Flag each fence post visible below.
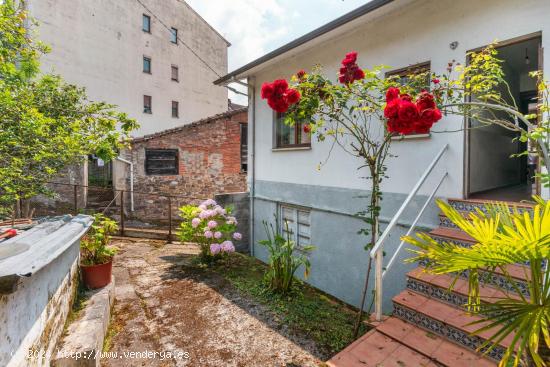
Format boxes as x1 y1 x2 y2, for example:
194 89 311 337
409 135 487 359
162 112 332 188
167 196 172 243
120 190 125 237
73 185 78 215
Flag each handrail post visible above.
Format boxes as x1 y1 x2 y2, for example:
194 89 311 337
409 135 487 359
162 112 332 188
374 249 383 321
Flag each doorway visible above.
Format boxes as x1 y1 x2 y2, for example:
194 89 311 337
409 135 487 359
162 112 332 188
466 36 541 201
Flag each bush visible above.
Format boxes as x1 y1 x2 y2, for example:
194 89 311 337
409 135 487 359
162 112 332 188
80 214 118 265
178 199 241 264
259 220 315 295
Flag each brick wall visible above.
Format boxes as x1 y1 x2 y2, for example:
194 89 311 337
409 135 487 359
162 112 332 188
119 108 248 223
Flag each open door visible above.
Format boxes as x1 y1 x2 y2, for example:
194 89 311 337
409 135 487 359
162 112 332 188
466 35 542 201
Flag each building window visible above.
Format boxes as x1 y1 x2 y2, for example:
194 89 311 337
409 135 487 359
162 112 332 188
240 123 248 172
171 101 179 118
142 14 151 33
143 56 151 74
274 112 311 148
170 27 178 44
143 95 152 114
280 204 311 249
145 149 179 175
171 65 179 82
386 62 431 136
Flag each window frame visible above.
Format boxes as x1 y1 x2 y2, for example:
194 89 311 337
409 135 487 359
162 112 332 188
145 149 179 176
142 14 151 33
171 65 179 82
385 61 432 138
240 123 248 172
143 56 151 74
279 204 311 250
170 27 178 44
171 101 179 118
143 95 152 114
273 112 311 149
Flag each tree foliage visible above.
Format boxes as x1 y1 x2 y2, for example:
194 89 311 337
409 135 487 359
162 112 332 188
0 0 138 215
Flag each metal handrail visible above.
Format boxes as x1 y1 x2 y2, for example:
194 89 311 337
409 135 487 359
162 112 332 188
371 143 448 321
382 171 448 278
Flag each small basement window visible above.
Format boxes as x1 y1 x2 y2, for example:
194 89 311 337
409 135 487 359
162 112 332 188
171 65 179 81
279 204 311 249
145 149 179 175
170 27 178 44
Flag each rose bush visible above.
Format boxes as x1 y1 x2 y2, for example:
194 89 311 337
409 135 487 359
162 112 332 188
178 199 241 264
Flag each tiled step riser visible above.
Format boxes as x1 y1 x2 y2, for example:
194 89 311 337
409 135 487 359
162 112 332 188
448 200 533 215
407 277 469 311
417 259 530 297
392 303 506 362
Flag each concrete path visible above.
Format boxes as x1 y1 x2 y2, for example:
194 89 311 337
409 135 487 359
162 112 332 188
103 238 321 367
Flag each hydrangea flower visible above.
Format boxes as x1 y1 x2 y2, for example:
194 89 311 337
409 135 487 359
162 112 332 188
214 231 222 239
198 204 207 211
210 243 221 255
221 241 235 253
204 230 213 238
207 220 217 229
233 232 242 240
202 199 217 207
191 218 201 228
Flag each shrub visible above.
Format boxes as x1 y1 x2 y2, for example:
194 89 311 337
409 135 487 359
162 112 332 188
259 220 315 295
178 199 241 264
80 214 118 265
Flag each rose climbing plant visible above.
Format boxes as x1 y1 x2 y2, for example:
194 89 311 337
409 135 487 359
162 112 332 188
178 199 242 264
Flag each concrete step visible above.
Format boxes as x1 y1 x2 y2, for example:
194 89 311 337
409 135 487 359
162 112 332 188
392 290 515 362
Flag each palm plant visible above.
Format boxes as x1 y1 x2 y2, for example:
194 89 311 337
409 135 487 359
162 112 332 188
259 220 315 295
403 198 550 367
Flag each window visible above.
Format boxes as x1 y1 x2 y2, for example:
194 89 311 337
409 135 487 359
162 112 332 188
240 123 248 172
386 62 431 136
142 14 151 33
143 56 151 74
274 112 311 148
171 101 179 118
170 27 178 44
171 65 179 81
143 95 152 114
145 149 179 175
280 205 311 249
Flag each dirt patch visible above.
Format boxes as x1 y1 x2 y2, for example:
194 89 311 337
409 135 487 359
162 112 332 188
103 239 321 367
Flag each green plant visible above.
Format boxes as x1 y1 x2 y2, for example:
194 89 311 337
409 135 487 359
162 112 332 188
403 198 550 367
80 214 118 266
259 220 315 295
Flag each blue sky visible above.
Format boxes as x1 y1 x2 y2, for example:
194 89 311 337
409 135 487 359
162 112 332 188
186 0 369 101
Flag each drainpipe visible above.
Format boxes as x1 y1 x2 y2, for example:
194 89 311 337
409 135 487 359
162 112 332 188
115 157 134 212
248 77 256 257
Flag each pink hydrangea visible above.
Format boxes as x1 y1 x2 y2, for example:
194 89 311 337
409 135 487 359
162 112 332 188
210 243 221 255
226 216 238 225
204 230 213 238
207 220 218 229
202 199 217 207
233 232 242 240
221 241 235 253
198 204 207 211
214 206 226 215
214 231 222 239
191 218 201 228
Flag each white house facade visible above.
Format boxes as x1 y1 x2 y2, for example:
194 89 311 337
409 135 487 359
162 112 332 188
215 0 550 311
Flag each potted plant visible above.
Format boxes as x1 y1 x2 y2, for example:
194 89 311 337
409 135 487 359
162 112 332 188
80 213 118 288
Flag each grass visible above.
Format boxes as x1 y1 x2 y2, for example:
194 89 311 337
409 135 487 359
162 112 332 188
209 252 368 356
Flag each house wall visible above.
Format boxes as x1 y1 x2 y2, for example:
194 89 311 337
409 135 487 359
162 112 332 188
248 0 550 310
117 109 248 224
27 0 229 137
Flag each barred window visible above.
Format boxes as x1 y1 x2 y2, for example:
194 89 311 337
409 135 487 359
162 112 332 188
280 204 311 249
145 149 179 175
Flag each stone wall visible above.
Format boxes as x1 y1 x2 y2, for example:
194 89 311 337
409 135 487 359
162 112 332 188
215 192 249 253
117 108 248 224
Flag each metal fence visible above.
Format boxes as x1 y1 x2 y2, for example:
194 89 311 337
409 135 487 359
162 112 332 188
30 182 205 241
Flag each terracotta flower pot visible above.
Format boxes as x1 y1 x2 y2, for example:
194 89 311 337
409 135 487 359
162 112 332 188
81 259 113 289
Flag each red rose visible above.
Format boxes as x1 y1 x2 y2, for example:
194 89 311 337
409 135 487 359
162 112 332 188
384 99 400 119
400 93 413 102
261 82 274 99
398 100 420 124
273 79 288 94
419 108 442 125
342 51 358 66
353 68 365 81
297 69 306 79
268 98 289 113
303 124 312 133
284 88 301 105
432 78 440 84
416 91 436 112
386 87 400 102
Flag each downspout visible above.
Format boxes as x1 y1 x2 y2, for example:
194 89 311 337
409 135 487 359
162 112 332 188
115 157 134 212
248 77 256 257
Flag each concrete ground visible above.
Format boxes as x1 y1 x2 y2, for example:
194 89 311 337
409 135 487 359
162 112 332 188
103 238 321 367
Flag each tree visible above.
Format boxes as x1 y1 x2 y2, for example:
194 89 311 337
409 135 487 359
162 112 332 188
0 0 138 217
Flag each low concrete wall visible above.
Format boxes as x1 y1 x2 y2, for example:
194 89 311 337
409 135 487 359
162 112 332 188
0 216 93 367
215 192 249 253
